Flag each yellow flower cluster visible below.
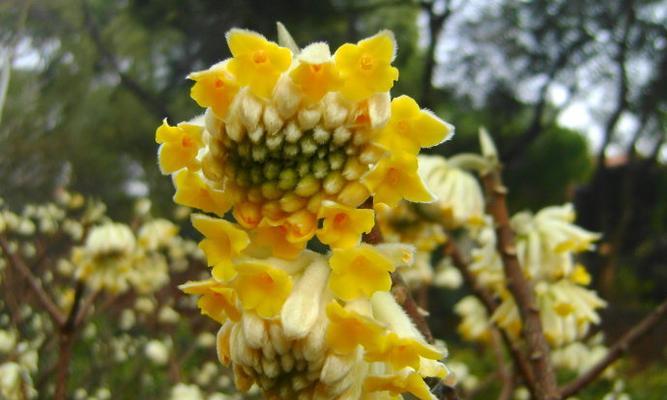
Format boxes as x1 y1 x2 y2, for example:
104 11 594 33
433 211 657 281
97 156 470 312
181 248 449 399
457 205 606 347
156 27 452 256
161 24 454 399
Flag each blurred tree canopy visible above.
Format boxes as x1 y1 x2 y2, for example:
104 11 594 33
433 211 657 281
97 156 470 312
0 0 665 300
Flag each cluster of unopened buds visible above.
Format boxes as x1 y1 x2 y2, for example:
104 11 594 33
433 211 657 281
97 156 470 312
156 23 454 399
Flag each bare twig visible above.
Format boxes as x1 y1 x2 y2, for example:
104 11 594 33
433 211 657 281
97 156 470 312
481 169 560 400
491 328 515 400
0 236 65 325
74 289 100 328
560 297 667 398
54 281 85 400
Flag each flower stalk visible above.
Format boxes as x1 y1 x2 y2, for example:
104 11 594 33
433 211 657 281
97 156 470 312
480 165 560 400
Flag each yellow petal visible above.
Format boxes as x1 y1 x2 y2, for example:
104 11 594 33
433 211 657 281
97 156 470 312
232 261 293 318
317 201 375 248
365 333 443 370
155 120 203 174
334 31 398 101
364 370 435 400
290 43 341 104
358 30 396 63
325 301 387 354
377 96 451 155
415 109 452 148
191 214 250 281
283 209 317 244
188 63 239 118
172 169 232 216
251 224 305 260
328 244 395 301
179 280 240 323
232 201 262 229
363 153 434 207
226 29 292 99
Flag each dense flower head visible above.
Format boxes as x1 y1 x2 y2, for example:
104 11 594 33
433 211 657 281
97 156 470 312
159 23 456 400
157 26 452 255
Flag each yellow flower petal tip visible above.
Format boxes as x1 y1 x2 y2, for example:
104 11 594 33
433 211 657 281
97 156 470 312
283 209 317 244
188 63 239 118
316 201 375 248
325 301 387 354
365 333 443 370
290 43 342 104
378 95 453 155
172 169 231 216
364 370 436 400
191 214 250 281
179 280 240 323
155 120 203 174
252 224 306 260
328 244 395 300
232 262 292 318
362 152 434 207
334 30 399 101
226 29 292 99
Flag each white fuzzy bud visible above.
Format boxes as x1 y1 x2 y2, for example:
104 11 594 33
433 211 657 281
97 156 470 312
298 108 322 131
240 93 263 131
281 260 329 339
322 93 348 129
284 121 303 143
248 126 265 143
263 105 284 135
273 75 302 119
332 126 352 146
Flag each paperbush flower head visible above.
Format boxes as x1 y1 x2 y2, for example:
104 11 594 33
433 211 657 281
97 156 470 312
70 213 197 295
156 24 452 255
159 23 455 400
73 222 137 293
416 155 485 229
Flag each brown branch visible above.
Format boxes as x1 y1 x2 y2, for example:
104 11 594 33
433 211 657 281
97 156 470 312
491 328 515 400
53 332 75 400
74 289 100 329
444 240 537 397
54 280 86 400
481 169 560 400
560 297 667 398
0 236 65 326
